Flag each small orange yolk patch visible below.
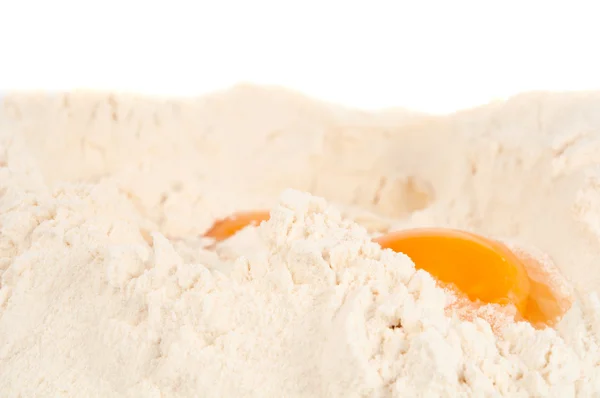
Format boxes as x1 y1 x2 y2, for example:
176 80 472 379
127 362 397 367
204 211 271 241
203 212 573 327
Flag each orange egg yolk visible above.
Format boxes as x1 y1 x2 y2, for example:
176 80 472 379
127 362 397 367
203 211 572 327
204 211 271 241
374 229 530 316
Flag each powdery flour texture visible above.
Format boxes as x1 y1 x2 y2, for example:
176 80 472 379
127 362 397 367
1 86 600 396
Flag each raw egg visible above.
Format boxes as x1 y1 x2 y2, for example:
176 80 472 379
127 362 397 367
203 211 573 327
374 229 530 317
204 211 271 241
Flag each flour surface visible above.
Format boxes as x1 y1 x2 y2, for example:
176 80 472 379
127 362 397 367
2 86 600 396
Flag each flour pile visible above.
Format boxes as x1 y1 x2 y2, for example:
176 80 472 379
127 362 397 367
2 86 600 396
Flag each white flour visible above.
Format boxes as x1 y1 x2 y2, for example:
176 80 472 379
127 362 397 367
1 86 600 396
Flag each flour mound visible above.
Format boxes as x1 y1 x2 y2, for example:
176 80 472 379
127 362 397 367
0 173 599 395
2 87 600 396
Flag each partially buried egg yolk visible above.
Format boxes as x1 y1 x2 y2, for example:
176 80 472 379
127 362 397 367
204 211 272 241
374 229 530 316
203 211 572 327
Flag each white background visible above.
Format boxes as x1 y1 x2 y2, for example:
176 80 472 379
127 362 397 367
0 0 598 113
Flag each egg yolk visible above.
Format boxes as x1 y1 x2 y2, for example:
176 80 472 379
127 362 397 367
203 211 572 327
204 211 271 241
374 229 530 316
